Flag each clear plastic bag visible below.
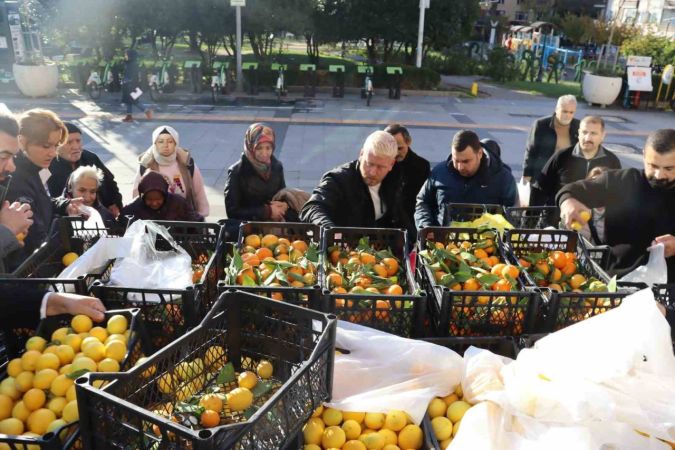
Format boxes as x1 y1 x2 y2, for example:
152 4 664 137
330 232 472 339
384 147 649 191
517 180 530 207
620 243 668 286
326 321 463 424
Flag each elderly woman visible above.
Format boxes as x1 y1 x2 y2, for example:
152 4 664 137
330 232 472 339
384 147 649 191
224 123 301 223
132 125 210 218
60 165 116 228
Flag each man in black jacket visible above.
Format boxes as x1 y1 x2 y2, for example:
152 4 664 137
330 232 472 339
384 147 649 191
300 131 412 234
385 124 430 229
522 95 580 183
48 123 123 217
558 128 675 282
531 115 621 206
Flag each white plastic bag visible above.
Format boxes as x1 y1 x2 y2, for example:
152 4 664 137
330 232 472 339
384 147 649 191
108 220 192 290
517 180 530 207
326 321 463 424
620 243 668 286
57 236 133 286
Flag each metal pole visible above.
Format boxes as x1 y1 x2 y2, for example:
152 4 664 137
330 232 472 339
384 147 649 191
415 0 427 68
235 5 243 93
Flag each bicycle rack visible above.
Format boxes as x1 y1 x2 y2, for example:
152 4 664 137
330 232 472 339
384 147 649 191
330 64 345 98
243 62 259 95
300 63 317 97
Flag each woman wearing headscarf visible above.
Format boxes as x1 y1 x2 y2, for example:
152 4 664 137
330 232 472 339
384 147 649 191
121 48 152 122
132 125 210 218
224 123 295 222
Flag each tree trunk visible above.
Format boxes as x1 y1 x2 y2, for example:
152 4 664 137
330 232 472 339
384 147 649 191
365 38 377 64
188 31 200 52
248 32 261 59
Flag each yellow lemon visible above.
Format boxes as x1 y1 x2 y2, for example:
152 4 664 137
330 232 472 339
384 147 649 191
50 374 74 397
428 398 447 419
364 412 385 430
14 371 34 393
62 400 79 423
0 417 24 435
453 419 461 437
7 359 23 378
199 394 223 412
64 334 82 352
47 396 68 417
106 315 128 335
454 384 463 397
27 408 56 434
441 393 458 406
0 395 12 420
343 441 367 450
431 416 453 441
25 336 47 353
303 445 321 450
62 252 79 267
47 418 67 434
226 387 253 411
105 334 126 345
105 340 126 362
80 337 100 351
157 373 177 394
383 410 406 432
359 431 385 450
342 419 362 440
204 345 226 366
20 350 42 372
302 417 325 445
65 385 77 403
440 438 452 449
11 401 30 422
89 326 108 343
0 378 20 400
51 327 69 344
237 371 258 390
311 405 324 418
382 445 401 450
343 411 365 423
71 356 97 374
33 369 58 390
22 388 46 411
378 429 397 446
397 424 423 450
321 425 346 449
71 314 93 333
580 210 592 223
133 357 156 378
59 364 72 375
36 353 60 371
446 401 471 423
256 360 273 379
322 408 343 427
97 358 120 373
55 345 75 365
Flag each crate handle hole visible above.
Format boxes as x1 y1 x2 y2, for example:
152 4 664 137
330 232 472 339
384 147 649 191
199 429 213 439
76 377 88 384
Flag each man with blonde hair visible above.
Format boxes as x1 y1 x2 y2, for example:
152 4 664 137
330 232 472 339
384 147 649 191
522 94 580 183
301 130 412 233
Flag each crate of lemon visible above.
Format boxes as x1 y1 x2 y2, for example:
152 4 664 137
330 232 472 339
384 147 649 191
501 228 632 332
322 227 426 338
417 227 540 338
74 290 337 450
217 222 324 310
0 309 145 449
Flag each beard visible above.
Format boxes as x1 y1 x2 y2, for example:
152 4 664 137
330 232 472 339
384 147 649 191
647 177 675 191
556 117 573 126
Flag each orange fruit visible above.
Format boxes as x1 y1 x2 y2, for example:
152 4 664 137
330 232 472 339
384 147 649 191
535 261 550 276
236 268 257 285
329 249 341 265
386 284 403 295
473 248 488 259
569 274 586 289
261 234 279 248
491 263 506 276
200 409 220 428
562 262 576 276
244 234 261 249
255 247 273 260
492 279 512 291
291 240 308 253
277 237 291 247
276 253 289 261
550 251 568 270
483 239 496 254
327 273 343 288
565 252 577 265
381 258 399 276
549 268 562 282
333 286 347 294
434 271 447 282
373 264 388 278
460 241 471 250
463 278 480 291
548 283 563 292
354 276 372 288
518 258 531 268
487 256 500 267
274 244 289 255
360 253 376 265
241 253 261 267
501 265 520 280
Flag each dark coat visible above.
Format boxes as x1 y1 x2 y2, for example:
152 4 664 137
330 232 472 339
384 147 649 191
556 168 675 282
0 284 46 330
122 49 140 104
300 160 412 233
224 154 286 221
59 187 117 230
393 148 431 228
48 149 123 209
6 152 69 268
120 171 203 224
530 144 622 206
523 114 580 178
415 151 518 229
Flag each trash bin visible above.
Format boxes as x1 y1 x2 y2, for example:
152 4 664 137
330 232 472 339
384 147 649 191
330 64 345 98
243 61 259 95
387 66 402 99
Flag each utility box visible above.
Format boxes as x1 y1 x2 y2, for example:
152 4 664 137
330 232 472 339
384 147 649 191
0 1 18 69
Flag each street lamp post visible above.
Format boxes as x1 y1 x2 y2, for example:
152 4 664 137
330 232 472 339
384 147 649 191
235 4 243 92
415 0 430 68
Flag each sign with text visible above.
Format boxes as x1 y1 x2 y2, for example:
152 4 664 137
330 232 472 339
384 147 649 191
626 55 652 67
230 0 245 6
627 66 653 91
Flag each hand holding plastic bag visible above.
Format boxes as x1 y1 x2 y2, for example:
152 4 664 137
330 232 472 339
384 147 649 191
326 321 463 424
620 243 668 286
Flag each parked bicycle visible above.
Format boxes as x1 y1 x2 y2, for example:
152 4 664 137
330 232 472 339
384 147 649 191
211 61 229 104
87 61 114 100
272 63 287 102
148 59 173 102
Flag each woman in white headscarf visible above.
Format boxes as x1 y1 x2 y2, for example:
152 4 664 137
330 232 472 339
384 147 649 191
132 125 210 217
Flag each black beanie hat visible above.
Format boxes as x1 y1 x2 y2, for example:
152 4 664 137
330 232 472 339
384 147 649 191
64 122 82 135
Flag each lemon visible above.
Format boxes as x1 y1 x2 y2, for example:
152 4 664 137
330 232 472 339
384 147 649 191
7 359 23 378
157 373 177 394
14 371 34 392
427 398 446 419
51 327 70 344
397 424 423 450
64 334 82 352
0 395 12 420
20 432 41 449
62 400 79 423
226 387 253 411
378 429 397 446
453 419 461 437
382 445 401 450
105 334 126 345
105 340 126 362
71 315 93 333
302 417 325 445
47 418 67 434
0 378 20 400
66 385 77 403
81 336 100 351
199 394 223 412
342 419 362 440
441 393 458 406
0 417 24 435
33 369 58 390
97 358 120 373
59 364 72 375
47 396 68 417
23 389 46 412
343 411 365 423
431 416 453 440
440 438 452 449
71 356 97 374
204 345 226 366
21 350 42 372
237 371 258 390
580 210 592 223
50 374 74 397
454 384 463 397
27 408 56 434
11 401 30 422
89 326 108 343
62 252 79 267
106 315 128 335
133 357 156 378
383 410 406 432
343 441 367 450
311 405 324 418
256 360 273 379
303 445 321 450
36 353 60 371
364 412 385 430
25 336 47 353
446 401 471 423
322 425 346 449
320 407 341 427
43 345 59 356
54 345 75 366
359 431 385 450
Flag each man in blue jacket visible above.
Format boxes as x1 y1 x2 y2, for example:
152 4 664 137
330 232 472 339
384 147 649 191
415 129 518 229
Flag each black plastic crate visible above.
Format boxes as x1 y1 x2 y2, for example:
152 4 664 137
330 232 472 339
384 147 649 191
75 290 337 450
0 308 147 450
579 236 612 270
545 290 636 332
91 221 220 351
444 203 506 225
322 227 427 338
505 206 559 229
423 336 519 359
216 222 324 311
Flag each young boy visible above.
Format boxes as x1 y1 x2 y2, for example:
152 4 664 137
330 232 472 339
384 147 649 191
120 170 203 224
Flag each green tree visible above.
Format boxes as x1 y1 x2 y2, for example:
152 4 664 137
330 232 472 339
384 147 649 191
185 0 235 68
560 15 594 45
621 34 675 66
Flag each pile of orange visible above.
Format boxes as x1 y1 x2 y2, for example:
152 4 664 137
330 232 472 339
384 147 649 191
224 234 319 300
517 250 591 292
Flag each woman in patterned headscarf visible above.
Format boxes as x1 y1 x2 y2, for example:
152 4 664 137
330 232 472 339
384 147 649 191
224 123 291 222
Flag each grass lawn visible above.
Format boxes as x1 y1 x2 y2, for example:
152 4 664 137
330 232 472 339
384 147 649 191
501 80 582 98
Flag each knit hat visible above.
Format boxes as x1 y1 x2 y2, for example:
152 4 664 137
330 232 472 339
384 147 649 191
64 122 82 135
